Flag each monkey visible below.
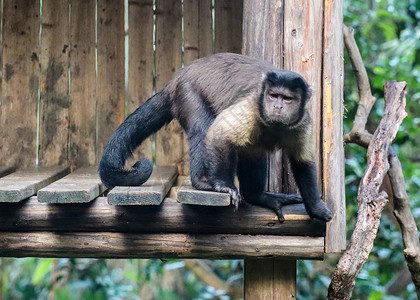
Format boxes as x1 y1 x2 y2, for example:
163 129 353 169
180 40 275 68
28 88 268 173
99 52 333 222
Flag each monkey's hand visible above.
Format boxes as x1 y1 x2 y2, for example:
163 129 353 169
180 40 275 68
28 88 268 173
306 201 333 222
214 183 242 210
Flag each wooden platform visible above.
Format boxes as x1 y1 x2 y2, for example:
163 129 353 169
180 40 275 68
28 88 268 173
0 166 326 259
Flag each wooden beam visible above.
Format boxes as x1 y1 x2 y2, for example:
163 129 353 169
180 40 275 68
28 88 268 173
177 179 231 206
0 197 325 236
0 232 324 259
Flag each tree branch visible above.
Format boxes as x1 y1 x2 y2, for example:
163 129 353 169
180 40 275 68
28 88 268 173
327 80 407 300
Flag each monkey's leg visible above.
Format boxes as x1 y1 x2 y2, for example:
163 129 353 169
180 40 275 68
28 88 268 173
187 132 213 191
237 154 302 222
289 157 333 222
206 142 241 209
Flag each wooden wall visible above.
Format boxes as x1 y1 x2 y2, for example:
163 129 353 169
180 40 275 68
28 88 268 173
0 0 243 173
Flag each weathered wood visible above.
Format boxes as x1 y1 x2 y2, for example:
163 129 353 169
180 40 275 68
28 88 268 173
0 166 70 202
0 232 324 259
214 0 243 54
0 197 325 236
69 0 97 167
0 166 16 178
244 259 296 299
37 167 106 203
108 166 178 205
0 0 40 167
323 0 346 253
38 0 70 166
127 0 154 165
96 0 125 161
155 0 183 170
177 180 231 206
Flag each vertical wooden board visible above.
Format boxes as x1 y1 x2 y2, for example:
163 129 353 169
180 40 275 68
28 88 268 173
96 0 125 161
0 0 40 167
242 0 285 192
182 0 213 175
323 0 346 252
155 0 183 170
283 0 323 191
214 0 243 54
38 0 70 166
127 0 154 164
244 259 296 299
69 0 97 168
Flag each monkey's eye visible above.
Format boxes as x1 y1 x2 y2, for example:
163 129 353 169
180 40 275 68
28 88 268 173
283 96 294 102
268 93 278 100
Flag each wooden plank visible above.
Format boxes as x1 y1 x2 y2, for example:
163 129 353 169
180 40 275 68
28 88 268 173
242 0 285 192
0 166 70 202
69 0 97 167
0 232 324 259
0 0 40 167
96 0 125 161
244 259 296 299
37 167 106 203
323 0 346 253
155 0 183 170
38 0 70 166
0 166 16 178
214 0 243 54
177 179 231 206
127 0 154 165
108 166 178 205
0 197 325 236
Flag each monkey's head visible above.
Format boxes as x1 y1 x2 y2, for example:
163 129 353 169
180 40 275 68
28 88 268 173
261 70 311 126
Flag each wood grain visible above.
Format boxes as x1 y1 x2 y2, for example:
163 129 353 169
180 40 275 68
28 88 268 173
0 166 70 202
323 0 346 253
155 0 183 170
108 166 178 205
69 0 97 167
38 0 70 166
0 232 324 259
37 167 106 203
177 180 231 206
0 197 325 236
96 0 125 161
0 0 40 167
244 259 296 299
127 0 154 164
214 0 243 54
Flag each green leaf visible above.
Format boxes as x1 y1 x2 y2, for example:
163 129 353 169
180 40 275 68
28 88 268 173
32 258 54 285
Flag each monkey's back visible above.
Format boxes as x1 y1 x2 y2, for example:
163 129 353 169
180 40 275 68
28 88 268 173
173 53 277 113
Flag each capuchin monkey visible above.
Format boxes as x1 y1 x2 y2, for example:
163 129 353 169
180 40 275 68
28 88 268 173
99 53 333 222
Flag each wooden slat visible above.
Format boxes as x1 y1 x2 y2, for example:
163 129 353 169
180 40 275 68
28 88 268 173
38 0 70 166
177 179 231 206
127 0 154 164
214 0 243 54
108 166 178 205
0 197 325 236
0 232 324 259
0 0 40 167
323 0 346 253
37 167 106 203
69 0 97 167
96 0 125 161
155 0 183 170
0 166 16 178
0 166 70 202
244 259 296 299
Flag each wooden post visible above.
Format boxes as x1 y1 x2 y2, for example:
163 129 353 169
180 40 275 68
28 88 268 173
242 0 298 298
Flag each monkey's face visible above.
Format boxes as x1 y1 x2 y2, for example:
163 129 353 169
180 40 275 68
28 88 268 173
262 86 303 125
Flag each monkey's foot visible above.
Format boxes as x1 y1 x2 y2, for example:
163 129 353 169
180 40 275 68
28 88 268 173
214 184 242 210
306 201 333 222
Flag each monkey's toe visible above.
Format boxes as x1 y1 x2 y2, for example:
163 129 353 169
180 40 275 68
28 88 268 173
214 184 242 210
307 201 333 222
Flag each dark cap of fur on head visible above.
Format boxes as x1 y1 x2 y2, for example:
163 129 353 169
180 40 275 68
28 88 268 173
265 70 311 104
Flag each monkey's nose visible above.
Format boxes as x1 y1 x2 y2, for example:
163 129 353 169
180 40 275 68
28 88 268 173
274 103 283 109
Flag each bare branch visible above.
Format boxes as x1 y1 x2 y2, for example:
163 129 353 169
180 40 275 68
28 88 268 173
327 81 407 300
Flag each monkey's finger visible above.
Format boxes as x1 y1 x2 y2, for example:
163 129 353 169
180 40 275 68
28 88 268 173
275 208 285 223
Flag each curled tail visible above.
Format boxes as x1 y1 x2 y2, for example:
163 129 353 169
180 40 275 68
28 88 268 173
99 91 172 188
